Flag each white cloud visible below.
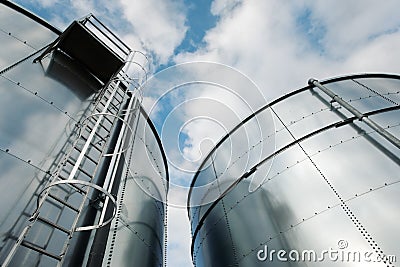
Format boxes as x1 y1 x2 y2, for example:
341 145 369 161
210 0 242 16
119 0 188 64
144 62 268 191
305 0 400 59
35 0 58 8
7 1 400 266
16 0 188 66
70 0 95 14
170 2 400 265
175 0 400 98
340 27 400 73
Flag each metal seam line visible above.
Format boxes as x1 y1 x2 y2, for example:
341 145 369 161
189 104 400 256
352 79 399 106
308 78 400 150
188 74 400 211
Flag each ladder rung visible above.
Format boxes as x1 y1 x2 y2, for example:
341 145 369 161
65 159 94 179
95 102 119 114
42 197 63 210
96 99 121 113
48 193 79 212
105 85 115 93
58 175 87 194
102 88 113 97
102 95 122 105
103 115 114 124
117 87 127 98
112 95 124 104
96 108 118 121
21 240 62 261
49 183 71 194
78 136 103 153
73 147 99 164
110 101 121 110
82 124 109 140
98 90 121 102
37 216 71 234
112 87 125 97
85 119 112 133
83 117 96 128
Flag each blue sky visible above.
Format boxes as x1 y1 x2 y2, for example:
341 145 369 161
175 1 217 53
295 7 326 55
11 0 400 266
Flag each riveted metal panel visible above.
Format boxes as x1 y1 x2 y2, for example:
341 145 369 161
189 74 400 267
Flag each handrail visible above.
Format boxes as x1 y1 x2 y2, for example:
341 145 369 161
187 73 400 209
309 78 400 149
189 104 400 256
85 14 131 52
86 18 129 56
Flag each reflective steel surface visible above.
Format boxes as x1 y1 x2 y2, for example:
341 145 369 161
188 74 400 267
0 3 167 267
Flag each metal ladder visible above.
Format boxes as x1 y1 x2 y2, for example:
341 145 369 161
2 77 130 266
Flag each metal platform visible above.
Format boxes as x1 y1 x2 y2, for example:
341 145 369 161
35 15 129 85
56 21 125 84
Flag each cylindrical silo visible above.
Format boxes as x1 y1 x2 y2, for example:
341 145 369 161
188 73 400 267
0 2 168 266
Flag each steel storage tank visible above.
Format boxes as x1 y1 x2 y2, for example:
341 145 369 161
0 2 168 266
188 73 400 267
